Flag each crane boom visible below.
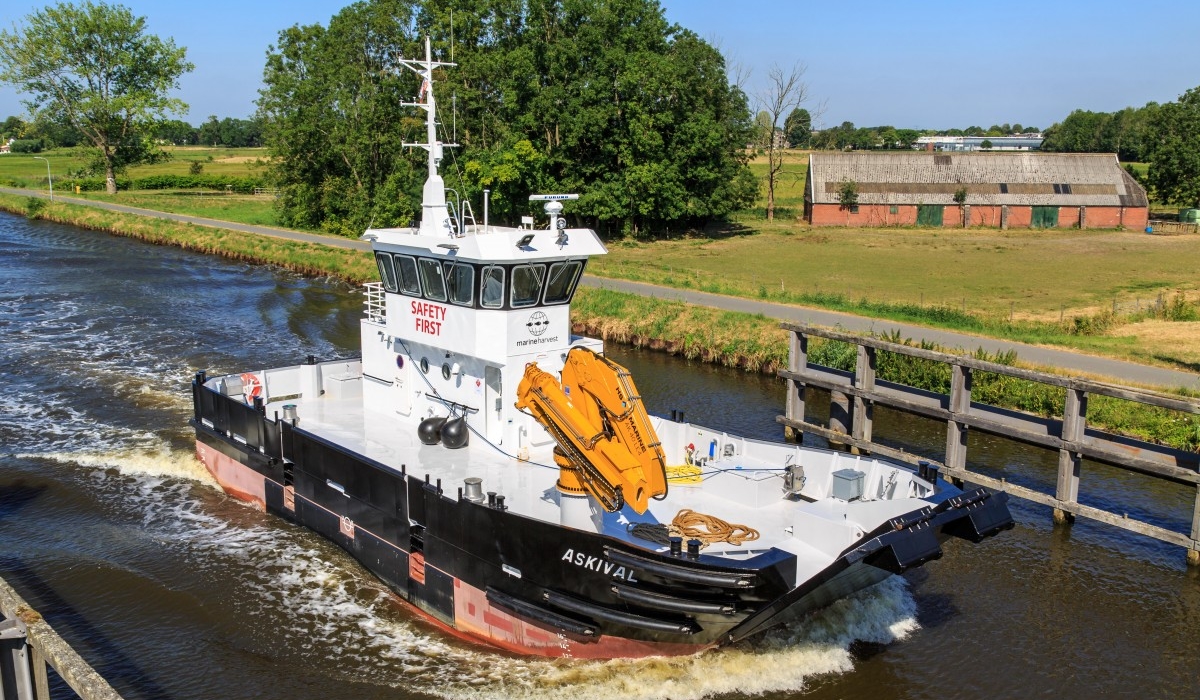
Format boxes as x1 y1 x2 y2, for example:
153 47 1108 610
515 347 668 513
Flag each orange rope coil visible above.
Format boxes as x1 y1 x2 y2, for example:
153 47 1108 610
670 508 760 547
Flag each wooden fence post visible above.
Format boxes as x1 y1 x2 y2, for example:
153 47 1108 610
829 392 852 449
1054 387 1088 525
852 345 877 451
1189 485 1200 567
783 331 808 442
945 364 972 486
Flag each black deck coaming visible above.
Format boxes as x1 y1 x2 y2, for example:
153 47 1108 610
191 378 800 646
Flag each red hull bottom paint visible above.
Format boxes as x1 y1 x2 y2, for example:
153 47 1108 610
193 441 714 659
451 578 711 659
195 440 265 510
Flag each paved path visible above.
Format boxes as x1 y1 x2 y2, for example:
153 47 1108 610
7 186 1197 389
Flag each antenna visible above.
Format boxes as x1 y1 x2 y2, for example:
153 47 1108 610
450 9 454 63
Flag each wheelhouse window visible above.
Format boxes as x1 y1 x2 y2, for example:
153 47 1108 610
418 258 447 302
445 262 474 306
480 265 505 308
395 255 421 297
375 253 398 293
511 264 545 308
543 260 583 304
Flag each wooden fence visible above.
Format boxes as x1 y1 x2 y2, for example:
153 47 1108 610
776 321 1200 566
1148 219 1199 235
0 576 122 700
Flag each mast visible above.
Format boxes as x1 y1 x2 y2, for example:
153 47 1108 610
399 37 458 236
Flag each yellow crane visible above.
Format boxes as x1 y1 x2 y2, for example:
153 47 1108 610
515 347 668 513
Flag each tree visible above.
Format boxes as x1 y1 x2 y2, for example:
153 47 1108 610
154 119 198 145
980 139 993 150
894 128 920 149
0 2 192 193
1 115 24 140
262 0 756 237
1147 86 1200 206
838 178 858 210
756 61 812 220
785 107 811 148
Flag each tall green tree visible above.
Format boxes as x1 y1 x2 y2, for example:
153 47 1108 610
260 0 422 234
0 2 192 193
785 107 811 148
260 0 755 237
1147 86 1200 206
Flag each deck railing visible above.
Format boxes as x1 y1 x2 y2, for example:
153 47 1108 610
777 321 1200 566
364 282 386 325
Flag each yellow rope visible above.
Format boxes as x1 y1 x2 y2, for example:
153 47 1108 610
670 508 760 547
665 464 702 484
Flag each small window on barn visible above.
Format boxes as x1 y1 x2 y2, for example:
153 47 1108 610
999 183 1009 194
890 205 899 214
850 205 860 214
1053 184 1062 194
1061 183 1072 194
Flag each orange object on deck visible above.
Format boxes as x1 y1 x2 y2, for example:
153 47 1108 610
515 347 668 513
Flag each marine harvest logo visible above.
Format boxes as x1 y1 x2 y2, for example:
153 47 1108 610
526 311 549 336
516 310 558 347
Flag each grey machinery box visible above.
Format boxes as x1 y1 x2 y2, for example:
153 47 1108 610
831 468 865 501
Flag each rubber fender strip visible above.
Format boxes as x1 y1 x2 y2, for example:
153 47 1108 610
485 587 598 638
610 582 736 616
542 590 698 634
603 547 758 589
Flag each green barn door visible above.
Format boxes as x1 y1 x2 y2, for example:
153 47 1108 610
1032 206 1059 227
917 205 944 226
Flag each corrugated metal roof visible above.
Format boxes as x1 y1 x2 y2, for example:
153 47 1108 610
808 152 1148 207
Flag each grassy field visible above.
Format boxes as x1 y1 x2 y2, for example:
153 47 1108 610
70 190 282 227
0 146 269 188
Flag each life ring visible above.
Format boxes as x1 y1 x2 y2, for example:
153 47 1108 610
241 372 263 403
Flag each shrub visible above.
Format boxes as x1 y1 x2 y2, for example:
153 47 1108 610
188 161 204 175
24 196 46 218
9 139 44 153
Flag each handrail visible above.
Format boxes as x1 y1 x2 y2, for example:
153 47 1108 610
0 575 123 700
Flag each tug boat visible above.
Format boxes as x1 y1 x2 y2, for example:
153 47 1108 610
190 40 1012 659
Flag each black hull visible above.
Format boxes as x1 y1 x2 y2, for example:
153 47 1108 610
191 378 1012 657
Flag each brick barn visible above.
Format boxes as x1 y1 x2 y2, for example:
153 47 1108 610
804 152 1148 229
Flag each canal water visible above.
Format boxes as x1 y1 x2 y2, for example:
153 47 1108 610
1 212 1197 699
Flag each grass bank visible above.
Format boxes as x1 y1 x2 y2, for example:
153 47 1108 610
6 191 1200 451
572 287 1200 451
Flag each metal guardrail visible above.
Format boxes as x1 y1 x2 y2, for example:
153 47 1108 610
777 321 1200 567
0 576 122 700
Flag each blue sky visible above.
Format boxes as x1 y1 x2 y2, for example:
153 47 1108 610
2 0 1196 131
